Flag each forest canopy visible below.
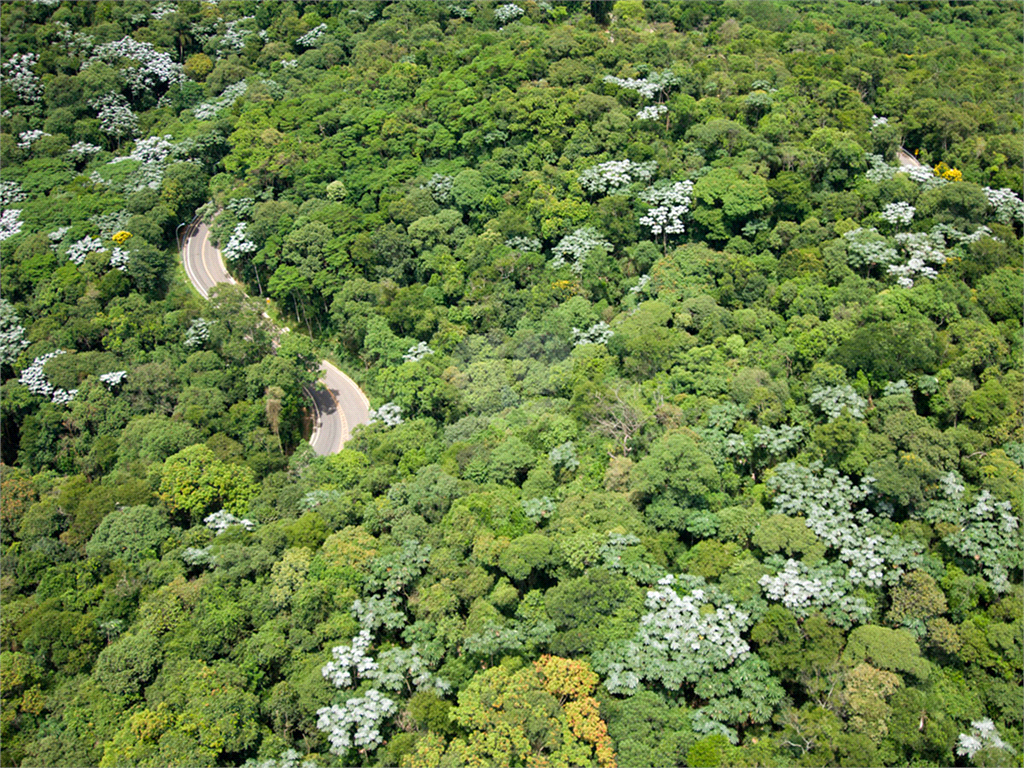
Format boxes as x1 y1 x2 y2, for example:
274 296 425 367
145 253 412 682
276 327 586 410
1 1 1022 767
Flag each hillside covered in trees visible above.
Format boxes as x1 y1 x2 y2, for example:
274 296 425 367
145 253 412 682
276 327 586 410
1 1 1022 766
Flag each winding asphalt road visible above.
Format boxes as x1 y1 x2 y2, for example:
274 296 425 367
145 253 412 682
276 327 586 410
182 218 370 455
897 146 925 169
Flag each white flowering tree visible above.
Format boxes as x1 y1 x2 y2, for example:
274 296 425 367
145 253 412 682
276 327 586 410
19 351 64 397
317 605 449 756
0 299 30 365
577 159 656 196
3 53 42 103
549 226 611 274
193 81 248 121
91 211 131 240
352 596 406 633
322 630 378 688
86 37 185 97
604 68 680 129
768 462 925 587
603 69 679 101
110 248 130 271
636 104 668 122
68 142 103 162
982 186 1024 225
759 558 871 628
204 509 258 534
504 235 540 253
50 388 78 405
98 370 127 388
217 17 258 56
184 317 213 349
809 385 866 421
753 424 805 458
900 163 947 190
864 153 898 183
599 575 752 694
940 490 1021 593
596 575 782 739
53 20 95 58
842 226 897 275
402 341 434 362
296 23 328 48
956 719 1016 765
109 134 176 166
494 4 525 25
423 174 454 205
242 749 319 768
880 201 915 228
369 401 403 427
65 236 107 266
317 690 397 755
18 350 78 404
628 274 651 296
47 227 70 249
90 95 139 148
364 646 451 696
0 181 26 209
931 222 993 245
572 321 613 346
0 209 24 243
843 221 980 287
226 197 256 219
222 222 258 263
638 180 693 253
16 130 50 150
889 230 947 287
182 546 214 567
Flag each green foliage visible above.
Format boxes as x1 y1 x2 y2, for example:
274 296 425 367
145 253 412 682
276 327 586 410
1 2 1021 765
498 533 557 582
269 547 313 609
600 690 695 767
159 444 259 525
85 505 170 563
419 656 616 768
450 169 488 212
842 625 931 679
887 570 948 632
687 733 731 768
544 569 643 656
630 431 721 523
93 631 161 700
98 660 260 766
752 514 821 558
691 168 775 241
751 608 845 690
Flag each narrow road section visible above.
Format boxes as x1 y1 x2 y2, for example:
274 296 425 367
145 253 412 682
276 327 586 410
182 217 370 455
897 146 925 169
181 220 237 299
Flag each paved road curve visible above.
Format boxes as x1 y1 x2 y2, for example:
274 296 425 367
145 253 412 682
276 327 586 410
182 218 370 454
897 146 925 169
181 220 236 299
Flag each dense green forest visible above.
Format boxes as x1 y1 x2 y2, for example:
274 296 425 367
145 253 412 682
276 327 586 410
1 1 1022 766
